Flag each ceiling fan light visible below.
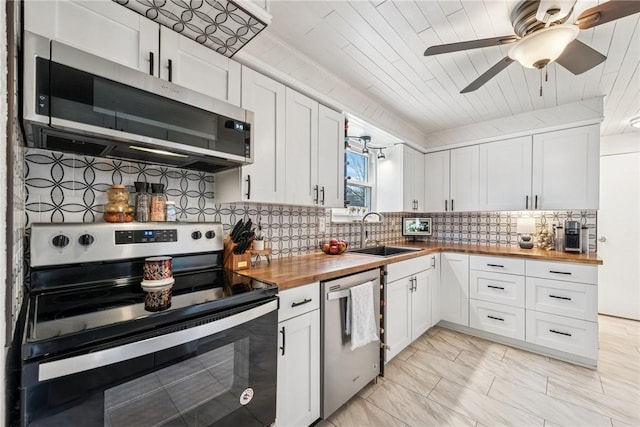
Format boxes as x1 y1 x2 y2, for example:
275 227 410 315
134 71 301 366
508 24 579 68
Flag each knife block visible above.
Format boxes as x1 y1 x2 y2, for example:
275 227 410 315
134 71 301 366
223 237 251 271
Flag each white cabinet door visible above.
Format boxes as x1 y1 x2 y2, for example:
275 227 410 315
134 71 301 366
441 253 469 326
532 124 600 210
424 151 450 212
450 146 479 212
159 27 241 106
25 0 158 74
217 68 286 204
317 105 344 208
411 269 432 340
385 277 412 362
285 89 319 205
403 146 425 211
479 136 532 211
430 255 442 327
277 310 320 427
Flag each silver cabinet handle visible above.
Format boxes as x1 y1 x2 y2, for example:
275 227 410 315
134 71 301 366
431 256 436 269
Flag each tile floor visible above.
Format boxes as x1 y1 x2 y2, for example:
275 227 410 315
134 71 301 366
320 315 640 427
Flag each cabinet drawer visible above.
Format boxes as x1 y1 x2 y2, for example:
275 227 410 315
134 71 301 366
470 255 524 275
278 282 320 322
470 299 525 340
526 260 597 285
525 311 598 360
470 270 525 308
386 255 431 283
526 277 597 321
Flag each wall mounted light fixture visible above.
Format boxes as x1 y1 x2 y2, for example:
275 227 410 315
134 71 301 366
377 148 386 159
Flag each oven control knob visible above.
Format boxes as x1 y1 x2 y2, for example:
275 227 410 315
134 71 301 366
191 231 202 240
205 230 216 239
52 234 70 248
78 234 95 247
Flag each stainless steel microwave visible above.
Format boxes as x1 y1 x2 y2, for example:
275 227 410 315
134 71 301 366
22 31 254 173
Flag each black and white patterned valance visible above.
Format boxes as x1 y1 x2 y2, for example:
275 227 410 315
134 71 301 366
113 0 269 57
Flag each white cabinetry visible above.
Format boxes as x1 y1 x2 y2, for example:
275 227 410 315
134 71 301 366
403 146 425 211
423 146 477 212
285 90 344 207
469 256 525 340
479 136 532 211
525 260 599 361
216 68 286 203
277 283 320 427
424 151 450 212
440 253 469 326
532 125 600 210
25 0 241 106
385 255 435 362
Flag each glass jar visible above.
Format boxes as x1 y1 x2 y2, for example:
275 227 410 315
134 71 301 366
166 201 177 222
134 181 151 222
104 184 134 223
150 183 167 222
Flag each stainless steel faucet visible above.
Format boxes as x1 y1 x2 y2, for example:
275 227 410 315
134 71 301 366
360 211 385 248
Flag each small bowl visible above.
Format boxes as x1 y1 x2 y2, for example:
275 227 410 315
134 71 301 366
144 256 172 280
320 240 348 255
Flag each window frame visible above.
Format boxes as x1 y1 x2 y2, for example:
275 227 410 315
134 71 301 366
344 146 376 210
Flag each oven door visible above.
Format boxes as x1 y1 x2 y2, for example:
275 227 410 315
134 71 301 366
21 298 278 427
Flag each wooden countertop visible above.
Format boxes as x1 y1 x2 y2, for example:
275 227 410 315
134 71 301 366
239 242 602 290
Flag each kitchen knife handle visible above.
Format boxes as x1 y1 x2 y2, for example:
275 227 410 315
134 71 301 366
535 195 538 209
149 52 154 76
167 59 173 82
320 186 325 205
313 185 319 204
280 326 286 356
526 195 529 209
245 175 251 199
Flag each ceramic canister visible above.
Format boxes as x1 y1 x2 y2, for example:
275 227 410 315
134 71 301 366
143 256 173 281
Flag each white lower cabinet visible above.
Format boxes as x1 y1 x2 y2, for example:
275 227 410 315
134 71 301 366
470 299 525 340
525 310 598 360
440 253 469 326
277 283 320 427
385 255 435 362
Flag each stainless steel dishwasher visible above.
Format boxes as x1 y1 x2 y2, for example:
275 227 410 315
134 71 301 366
321 269 381 418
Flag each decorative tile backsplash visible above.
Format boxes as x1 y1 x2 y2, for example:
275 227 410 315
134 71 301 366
24 148 405 258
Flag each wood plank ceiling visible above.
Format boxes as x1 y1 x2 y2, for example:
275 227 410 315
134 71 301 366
240 0 639 146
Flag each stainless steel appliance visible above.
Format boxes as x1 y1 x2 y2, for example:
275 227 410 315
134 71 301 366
564 220 582 252
19 222 278 427
23 31 253 173
321 269 381 418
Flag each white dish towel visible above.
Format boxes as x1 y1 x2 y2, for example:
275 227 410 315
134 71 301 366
348 280 379 351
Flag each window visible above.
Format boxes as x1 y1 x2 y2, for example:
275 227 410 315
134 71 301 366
345 149 374 210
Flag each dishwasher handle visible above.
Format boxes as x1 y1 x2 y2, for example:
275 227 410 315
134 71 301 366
326 280 376 301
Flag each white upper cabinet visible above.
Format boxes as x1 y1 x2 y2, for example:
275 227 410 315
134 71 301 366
216 68 286 203
25 0 242 106
403 146 425 212
449 145 479 212
532 125 600 210
317 105 345 208
285 89 319 206
479 136 533 211
159 27 241 106
25 0 158 74
424 150 450 213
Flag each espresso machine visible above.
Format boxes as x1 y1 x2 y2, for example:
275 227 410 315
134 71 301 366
564 220 582 252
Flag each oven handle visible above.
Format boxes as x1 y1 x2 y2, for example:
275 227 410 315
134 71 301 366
38 299 278 382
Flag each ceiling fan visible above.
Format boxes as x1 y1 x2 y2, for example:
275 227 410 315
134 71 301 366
424 0 640 93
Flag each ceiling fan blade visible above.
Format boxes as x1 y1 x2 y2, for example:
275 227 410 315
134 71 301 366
424 36 518 56
556 39 606 74
460 57 515 93
575 0 640 30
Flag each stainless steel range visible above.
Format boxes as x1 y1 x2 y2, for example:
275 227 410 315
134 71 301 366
20 222 278 427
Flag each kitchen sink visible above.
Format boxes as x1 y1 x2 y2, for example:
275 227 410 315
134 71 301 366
348 245 423 257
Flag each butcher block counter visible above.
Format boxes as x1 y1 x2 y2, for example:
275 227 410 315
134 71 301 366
239 241 602 290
